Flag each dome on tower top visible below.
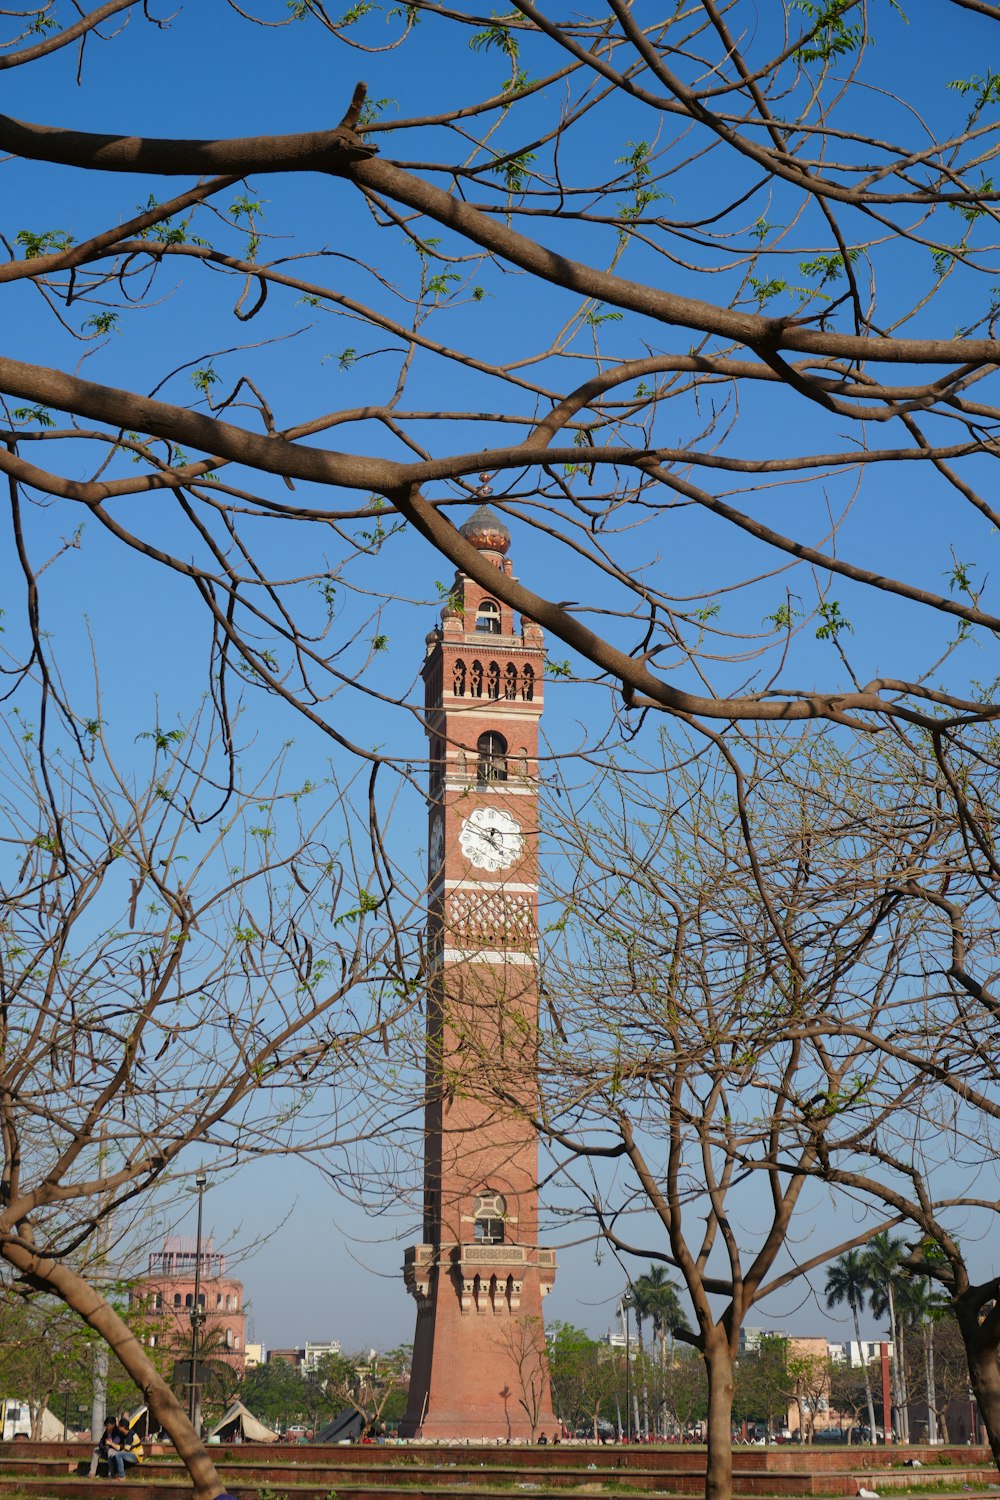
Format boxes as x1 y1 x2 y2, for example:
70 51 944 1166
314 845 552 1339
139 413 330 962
460 503 510 555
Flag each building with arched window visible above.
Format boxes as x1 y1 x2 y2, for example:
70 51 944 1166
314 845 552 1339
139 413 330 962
475 599 502 633
131 1236 246 1375
476 730 508 783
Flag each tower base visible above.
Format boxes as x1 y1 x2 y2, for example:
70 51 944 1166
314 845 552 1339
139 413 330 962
401 1244 558 1441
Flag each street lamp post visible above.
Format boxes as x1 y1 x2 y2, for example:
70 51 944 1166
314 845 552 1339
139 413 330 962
188 1170 207 1432
622 1287 634 1443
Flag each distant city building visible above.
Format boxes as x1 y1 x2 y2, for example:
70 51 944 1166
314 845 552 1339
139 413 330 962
303 1340 342 1371
132 1236 246 1375
244 1343 265 1368
785 1335 834 1437
738 1325 787 1354
829 1339 892 1366
267 1347 305 1368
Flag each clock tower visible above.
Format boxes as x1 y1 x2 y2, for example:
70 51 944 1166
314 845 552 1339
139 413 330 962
401 501 557 1440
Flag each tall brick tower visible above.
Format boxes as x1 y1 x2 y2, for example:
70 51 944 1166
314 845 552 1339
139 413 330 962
401 501 557 1440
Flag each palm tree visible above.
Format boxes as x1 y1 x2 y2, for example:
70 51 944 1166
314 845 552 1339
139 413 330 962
825 1251 879 1446
864 1232 909 1442
633 1266 688 1438
895 1277 947 1444
627 1288 649 1438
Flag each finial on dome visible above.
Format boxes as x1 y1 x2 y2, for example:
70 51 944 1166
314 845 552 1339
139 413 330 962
460 484 511 555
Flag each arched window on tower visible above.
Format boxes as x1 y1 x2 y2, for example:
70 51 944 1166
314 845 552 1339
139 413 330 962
504 663 518 700
521 664 535 701
487 661 501 700
477 732 508 784
453 659 466 697
172 1294 181 1308
475 599 501 634
470 660 484 698
474 1190 507 1245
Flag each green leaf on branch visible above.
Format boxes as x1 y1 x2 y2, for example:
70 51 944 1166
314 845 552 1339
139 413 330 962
15 228 74 259
82 312 121 337
230 194 267 220
749 276 790 306
487 149 536 194
615 140 653 184
951 174 995 223
470 14 519 60
501 69 533 95
799 249 859 284
332 889 381 928
425 271 461 297
359 96 398 126
585 304 623 327
815 601 853 640
931 245 966 276
138 727 186 749
793 0 864 63
12 406 55 427
336 0 376 24
763 602 800 631
948 70 1000 110
191 366 220 395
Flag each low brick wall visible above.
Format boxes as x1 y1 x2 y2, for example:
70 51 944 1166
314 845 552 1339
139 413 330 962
0 1438 992 1500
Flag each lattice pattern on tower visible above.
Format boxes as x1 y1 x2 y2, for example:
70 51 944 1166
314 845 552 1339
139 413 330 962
449 890 534 949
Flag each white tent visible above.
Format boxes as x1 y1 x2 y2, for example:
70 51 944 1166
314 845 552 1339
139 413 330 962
207 1400 278 1444
37 1406 65 1440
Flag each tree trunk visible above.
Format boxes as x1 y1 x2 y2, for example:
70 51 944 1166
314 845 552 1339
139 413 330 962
852 1306 879 1447
704 1335 735 1500
794 1396 807 1443
0 1240 227 1500
886 1284 904 1442
953 1288 1000 1467
925 1325 938 1445
667 1329 676 1439
635 1315 649 1439
897 1320 910 1442
967 1344 1000 1472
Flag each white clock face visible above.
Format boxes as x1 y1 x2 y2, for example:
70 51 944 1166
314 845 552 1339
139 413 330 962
459 806 524 872
429 813 445 877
